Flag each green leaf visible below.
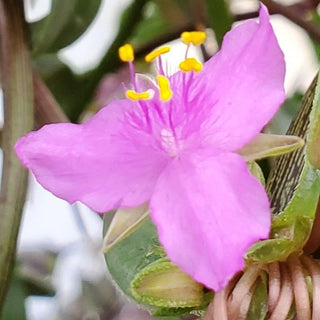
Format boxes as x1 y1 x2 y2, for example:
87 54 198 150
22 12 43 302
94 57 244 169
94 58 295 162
307 72 320 169
31 0 102 54
127 0 187 48
248 74 320 263
57 0 149 121
105 218 165 298
204 0 232 46
104 218 209 316
129 2 171 47
272 162 320 229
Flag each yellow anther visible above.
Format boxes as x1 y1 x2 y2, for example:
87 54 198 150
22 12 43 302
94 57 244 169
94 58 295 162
145 46 171 63
181 31 206 45
157 75 172 101
179 58 203 72
119 44 134 62
126 90 150 101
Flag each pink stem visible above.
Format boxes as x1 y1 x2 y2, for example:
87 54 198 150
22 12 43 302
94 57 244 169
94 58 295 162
227 265 261 319
301 255 320 320
237 281 257 320
269 263 293 320
212 290 228 320
268 262 281 313
287 255 311 320
204 277 237 320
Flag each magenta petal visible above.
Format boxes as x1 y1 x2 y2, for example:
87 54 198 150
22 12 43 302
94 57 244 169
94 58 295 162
15 100 170 212
170 5 285 152
150 152 270 291
203 4 285 151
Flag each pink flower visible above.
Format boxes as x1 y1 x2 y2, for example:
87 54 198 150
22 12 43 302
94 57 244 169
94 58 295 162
15 4 285 291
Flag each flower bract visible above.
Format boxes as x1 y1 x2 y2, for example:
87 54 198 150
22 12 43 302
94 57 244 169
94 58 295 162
15 4 285 291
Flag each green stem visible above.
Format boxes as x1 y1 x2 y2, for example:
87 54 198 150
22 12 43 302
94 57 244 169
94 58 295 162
0 0 33 314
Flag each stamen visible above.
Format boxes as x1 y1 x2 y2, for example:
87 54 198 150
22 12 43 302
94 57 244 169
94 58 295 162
145 46 171 63
179 58 203 72
126 90 150 101
118 44 134 62
157 75 172 101
181 31 206 46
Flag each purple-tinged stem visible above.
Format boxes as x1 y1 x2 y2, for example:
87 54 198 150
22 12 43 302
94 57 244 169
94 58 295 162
205 290 228 320
33 72 68 128
269 263 293 320
287 255 311 320
237 281 257 320
301 255 320 320
204 278 236 320
227 265 261 319
268 262 281 313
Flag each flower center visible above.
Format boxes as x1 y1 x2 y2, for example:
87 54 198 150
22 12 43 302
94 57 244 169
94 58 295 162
118 30 206 103
118 31 206 157
160 129 179 157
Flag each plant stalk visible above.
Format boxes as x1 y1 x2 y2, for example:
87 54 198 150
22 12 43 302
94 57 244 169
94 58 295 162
0 0 33 313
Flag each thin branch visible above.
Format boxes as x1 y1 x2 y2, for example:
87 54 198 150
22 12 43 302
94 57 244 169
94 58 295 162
262 0 320 43
33 72 68 128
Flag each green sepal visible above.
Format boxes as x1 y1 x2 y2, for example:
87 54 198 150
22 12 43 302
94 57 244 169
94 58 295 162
247 215 312 263
103 204 149 252
246 238 293 264
248 161 265 186
130 258 204 308
239 133 304 162
153 291 213 317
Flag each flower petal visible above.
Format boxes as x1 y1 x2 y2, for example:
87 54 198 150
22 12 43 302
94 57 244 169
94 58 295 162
169 4 285 152
204 4 285 150
150 152 270 291
15 100 170 212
